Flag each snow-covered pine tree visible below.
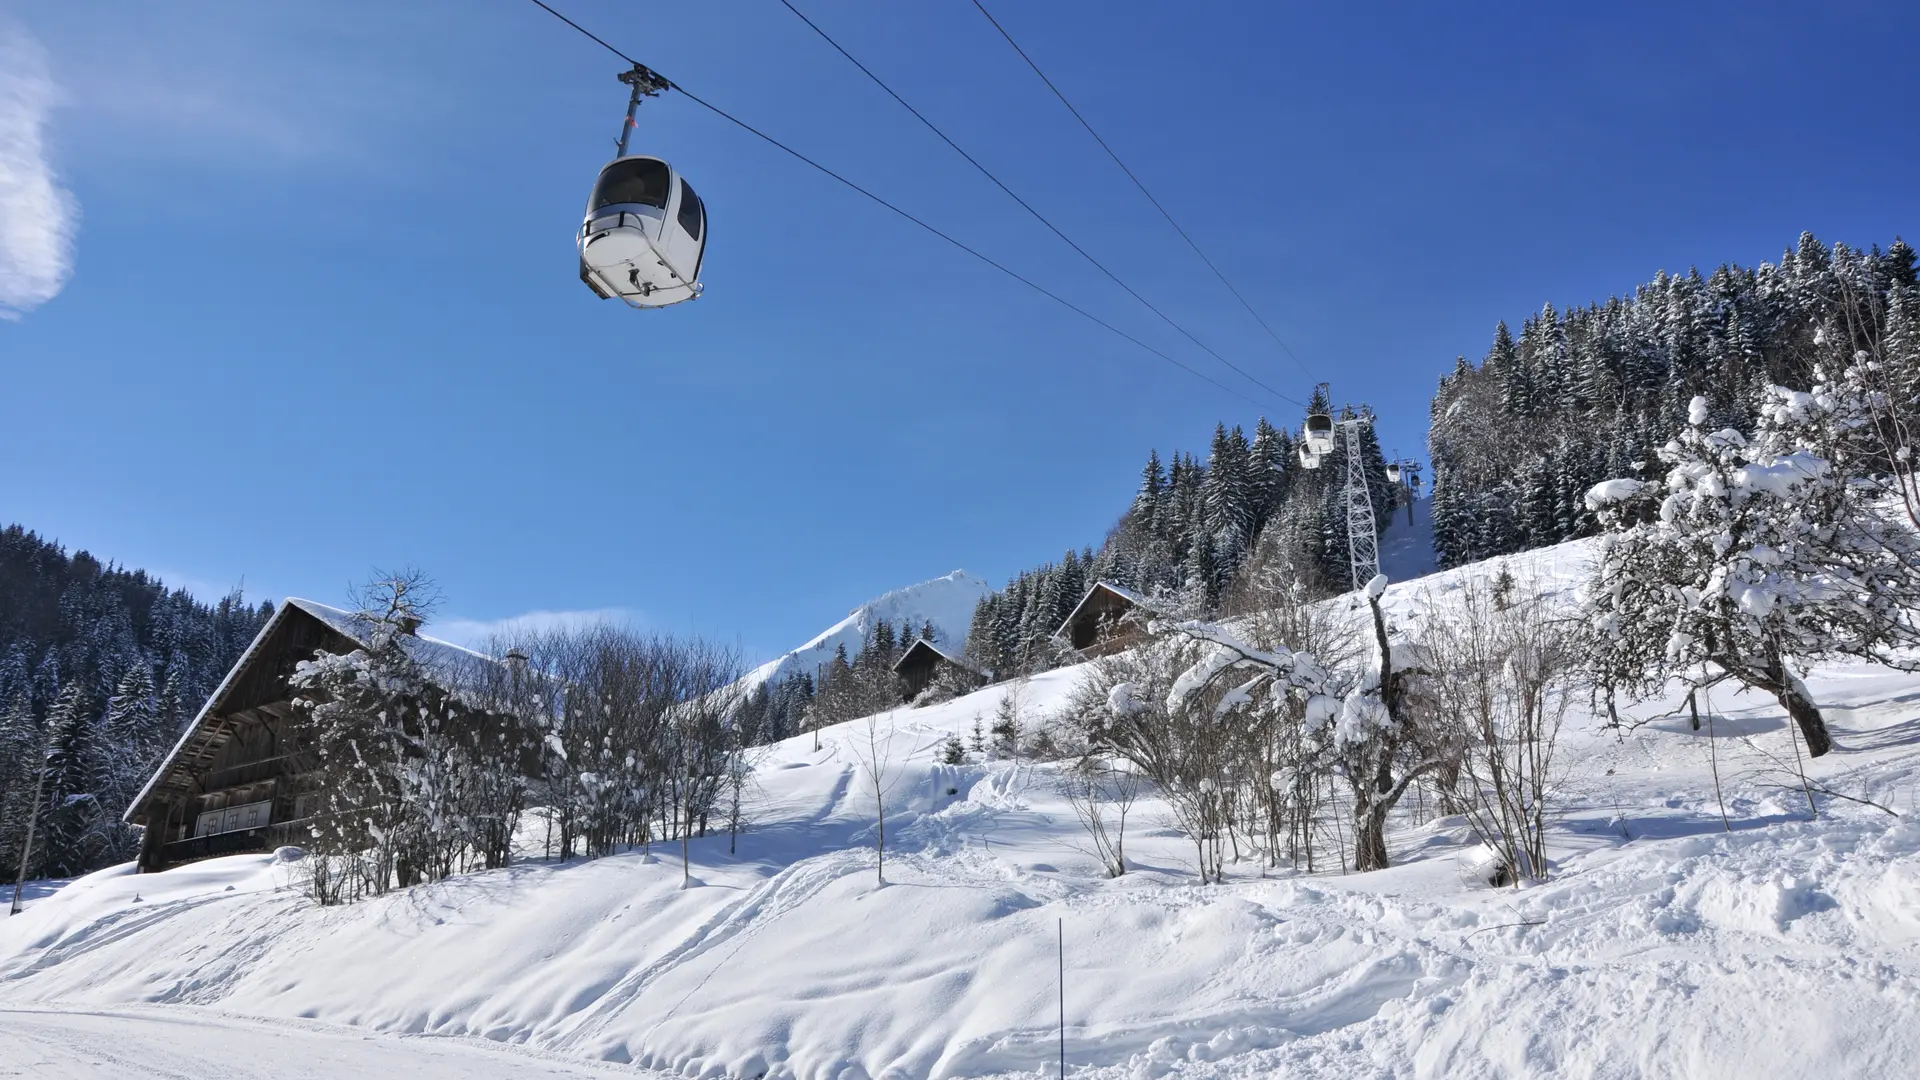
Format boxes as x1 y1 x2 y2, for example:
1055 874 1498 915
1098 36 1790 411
38 683 104 878
963 595 1000 677
1247 417 1287 536
1202 423 1254 573
805 643 858 748
0 691 41 877
1885 277 1920 414
101 664 160 800
1133 450 1165 526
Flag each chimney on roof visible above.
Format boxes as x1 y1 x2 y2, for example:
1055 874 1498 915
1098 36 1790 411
398 614 422 636
505 647 529 669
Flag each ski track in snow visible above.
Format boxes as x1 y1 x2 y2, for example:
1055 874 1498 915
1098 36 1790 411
5 538 1920 1078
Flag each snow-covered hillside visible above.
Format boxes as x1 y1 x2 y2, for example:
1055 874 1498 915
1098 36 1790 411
5 539 1918 1079
742 569 992 690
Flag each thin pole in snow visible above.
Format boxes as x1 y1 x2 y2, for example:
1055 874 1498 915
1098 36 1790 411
1058 917 1065 1079
10 740 50 916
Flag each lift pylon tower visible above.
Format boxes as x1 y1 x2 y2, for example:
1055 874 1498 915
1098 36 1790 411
1338 417 1379 592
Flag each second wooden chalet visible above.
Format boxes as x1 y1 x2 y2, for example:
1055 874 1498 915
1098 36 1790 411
891 638 985 702
1053 581 1158 658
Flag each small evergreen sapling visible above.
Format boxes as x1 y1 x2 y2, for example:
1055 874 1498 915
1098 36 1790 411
939 735 966 765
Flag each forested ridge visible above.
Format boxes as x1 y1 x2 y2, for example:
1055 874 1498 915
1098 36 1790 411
961 231 1917 681
965 384 1401 679
0 525 273 879
1431 232 1919 567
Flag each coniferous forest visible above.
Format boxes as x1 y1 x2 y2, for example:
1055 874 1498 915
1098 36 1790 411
0 525 273 880
964 231 1917 681
1430 233 1919 567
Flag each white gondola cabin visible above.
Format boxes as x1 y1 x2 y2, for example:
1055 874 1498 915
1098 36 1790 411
1298 444 1321 470
1385 462 1402 483
1304 413 1335 456
578 155 706 309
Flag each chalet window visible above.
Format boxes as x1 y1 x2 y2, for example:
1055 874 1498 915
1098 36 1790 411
196 799 272 837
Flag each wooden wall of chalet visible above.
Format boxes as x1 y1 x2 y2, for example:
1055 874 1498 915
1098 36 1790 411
893 640 984 702
132 606 357 870
1061 587 1148 658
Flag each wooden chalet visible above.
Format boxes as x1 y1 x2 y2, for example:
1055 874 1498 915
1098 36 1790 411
891 638 983 702
124 598 488 873
1054 581 1156 658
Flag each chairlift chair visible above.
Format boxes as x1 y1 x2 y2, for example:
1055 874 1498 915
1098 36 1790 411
1304 413 1335 456
576 64 706 310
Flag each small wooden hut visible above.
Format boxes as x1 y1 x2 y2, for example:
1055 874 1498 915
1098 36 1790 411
124 598 488 873
891 638 983 702
1054 581 1155 658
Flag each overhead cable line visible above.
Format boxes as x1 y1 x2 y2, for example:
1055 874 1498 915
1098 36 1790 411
969 0 1318 385
524 0 1270 409
771 0 1306 410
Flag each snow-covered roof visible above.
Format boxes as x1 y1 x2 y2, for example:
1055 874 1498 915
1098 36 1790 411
1052 580 1156 642
891 637 979 675
284 598 495 685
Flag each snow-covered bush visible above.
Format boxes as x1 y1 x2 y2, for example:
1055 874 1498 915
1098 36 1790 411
1064 638 1245 883
1586 368 1920 756
289 572 546 902
1071 575 1448 877
289 572 459 901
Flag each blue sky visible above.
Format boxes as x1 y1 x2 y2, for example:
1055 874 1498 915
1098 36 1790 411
2 0 1915 660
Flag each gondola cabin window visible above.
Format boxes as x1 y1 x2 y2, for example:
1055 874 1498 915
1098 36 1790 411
677 178 704 240
592 158 671 211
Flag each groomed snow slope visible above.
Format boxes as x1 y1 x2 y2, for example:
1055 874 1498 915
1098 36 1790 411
741 570 992 691
4 539 1919 1079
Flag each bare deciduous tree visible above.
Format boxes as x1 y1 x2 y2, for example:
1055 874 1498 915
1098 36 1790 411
1423 575 1575 883
853 711 904 885
1060 753 1138 878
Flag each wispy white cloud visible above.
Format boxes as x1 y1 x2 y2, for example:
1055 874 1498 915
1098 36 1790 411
430 608 638 649
0 22 76 319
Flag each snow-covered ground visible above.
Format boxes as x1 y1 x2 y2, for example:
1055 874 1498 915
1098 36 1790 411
4 539 1918 1079
740 570 992 691
0 1006 635 1079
